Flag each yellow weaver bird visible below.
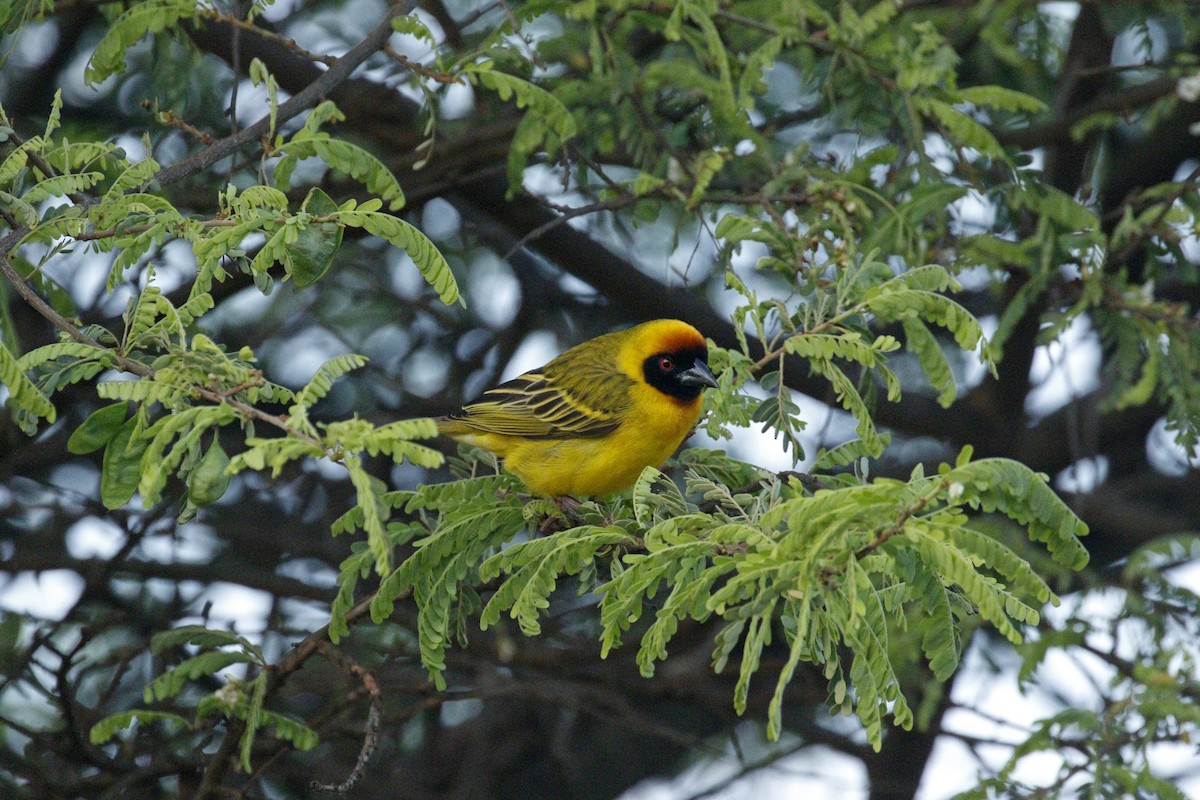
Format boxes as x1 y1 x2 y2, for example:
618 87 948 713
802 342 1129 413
437 319 719 497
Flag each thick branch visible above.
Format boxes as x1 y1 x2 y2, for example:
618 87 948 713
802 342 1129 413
995 76 1177 149
157 1 419 190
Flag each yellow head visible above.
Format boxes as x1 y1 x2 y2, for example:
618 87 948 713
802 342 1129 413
438 318 718 496
609 319 717 404
539 318 717 416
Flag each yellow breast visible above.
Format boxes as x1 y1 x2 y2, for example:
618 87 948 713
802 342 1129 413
473 386 702 496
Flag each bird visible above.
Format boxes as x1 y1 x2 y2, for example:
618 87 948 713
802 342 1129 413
436 319 719 497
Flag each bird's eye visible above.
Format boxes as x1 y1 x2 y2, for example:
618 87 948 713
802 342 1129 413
658 356 675 372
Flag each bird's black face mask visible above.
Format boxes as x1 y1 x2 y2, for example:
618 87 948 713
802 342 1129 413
643 347 718 401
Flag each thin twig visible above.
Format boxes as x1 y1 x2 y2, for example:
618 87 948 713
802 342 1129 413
452 0 503 31
140 101 216 145
226 0 247 189
681 741 810 800
198 7 339 67
310 642 384 794
5 128 90 205
510 185 811 257
74 218 234 242
854 478 948 561
383 43 461 84
506 191 651 256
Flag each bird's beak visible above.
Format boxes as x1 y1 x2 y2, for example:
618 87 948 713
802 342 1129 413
678 358 719 389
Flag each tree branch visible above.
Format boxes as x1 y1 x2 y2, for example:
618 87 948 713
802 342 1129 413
995 76 1178 149
310 641 384 794
156 1 419 190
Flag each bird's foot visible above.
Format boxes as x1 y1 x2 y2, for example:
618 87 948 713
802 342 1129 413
537 496 583 533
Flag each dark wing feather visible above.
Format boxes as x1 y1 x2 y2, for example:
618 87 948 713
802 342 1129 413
445 370 628 439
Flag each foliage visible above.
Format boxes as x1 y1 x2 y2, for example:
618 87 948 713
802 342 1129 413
88 625 318 772
958 535 1200 800
3 1 1200 798
1 90 448 525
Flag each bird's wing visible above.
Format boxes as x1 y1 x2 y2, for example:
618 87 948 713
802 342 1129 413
446 370 629 439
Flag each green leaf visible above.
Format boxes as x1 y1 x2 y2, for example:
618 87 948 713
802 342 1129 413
337 209 459 305
278 131 405 211
143 651 257 703
392 13 437 45
1112 345 1158 411
67 402 129 454
676 448 767 488
151 624 262 656
347 457 392 574
737 35 784 108
480 526 633 635
89 710 190 744
956 85 1046 113
811 437 889 471
908 531 1025 645
189 436 231 506
289 188 344 287
465 63 577 142
96 378 194 408
784 331 897 368
239 674 267 772
329 417 443 468
138 405 239 506
631 466 689 526
370 493 524 683
0 135 36 185
809 360 883 455
0 191 37 227
866 286 987 356
733 604 776 715
464 61 578 190
102 158 161 202
901 318 956 407
101 416 147 509
248 58 280 135
85 0 198 84
21 172 103 203
751 370 806 456
0 338 56 432
258 710 319 751
292 353 369 411
907 551 960 681
329 548 373 643
946 457 1090 570
920 98 1004 158
44 89 63 140
1010 182 1100 232
228 436 324 476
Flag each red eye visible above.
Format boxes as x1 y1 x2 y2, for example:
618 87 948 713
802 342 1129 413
658 356 675 372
